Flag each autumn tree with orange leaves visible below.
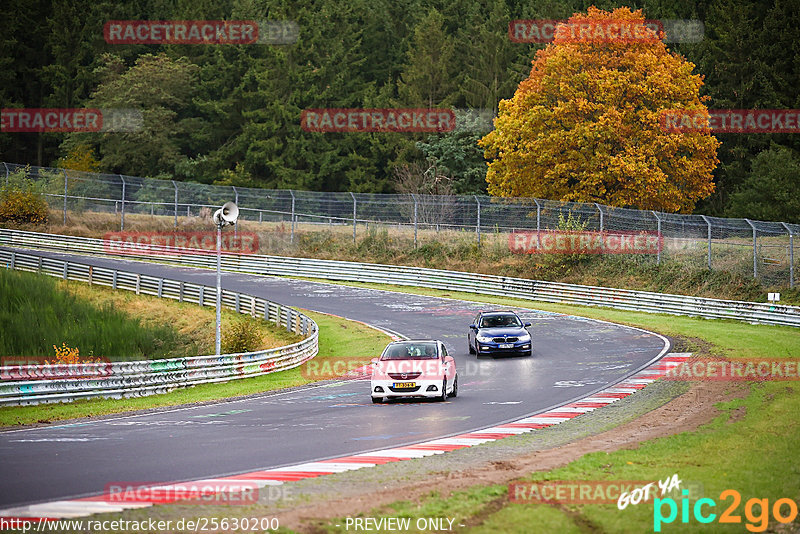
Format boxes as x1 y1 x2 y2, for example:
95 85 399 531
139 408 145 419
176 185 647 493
480 7 720 213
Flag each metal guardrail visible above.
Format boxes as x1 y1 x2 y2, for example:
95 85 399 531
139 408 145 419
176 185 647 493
2 229 798 328
0 248 318 406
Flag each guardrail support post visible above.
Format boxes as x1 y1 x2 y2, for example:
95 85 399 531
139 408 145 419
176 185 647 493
199 286 205 306
171 180 178 228
232 186 239 237
62 169 68 225
112 270 117 289
474 195 481 246
745 218 757 279
700 215 712 270
652 211 662 265
10 253 15 270
781 223 794 288
179 281 184 301
62 263 68 280
412 194 418 248
595 203 604 232
289 190 295 244
350 192 357 243
119 175 126 231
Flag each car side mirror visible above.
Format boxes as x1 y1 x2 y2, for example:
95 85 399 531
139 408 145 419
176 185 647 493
445 356 454 364
524 322 531 327
371 358 379 364
469 324 477 330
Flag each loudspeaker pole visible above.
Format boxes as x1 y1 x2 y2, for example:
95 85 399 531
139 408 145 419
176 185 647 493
212 202 239 356
215 222 222 356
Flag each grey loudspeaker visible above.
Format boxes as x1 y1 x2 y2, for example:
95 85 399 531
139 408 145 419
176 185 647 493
213 202 239 227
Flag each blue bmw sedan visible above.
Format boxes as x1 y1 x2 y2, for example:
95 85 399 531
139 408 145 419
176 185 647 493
468 311 532 357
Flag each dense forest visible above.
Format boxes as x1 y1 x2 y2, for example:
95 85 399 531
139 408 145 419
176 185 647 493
1 0 799 221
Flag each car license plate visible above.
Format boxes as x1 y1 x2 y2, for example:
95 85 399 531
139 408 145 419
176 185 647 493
393 382 416 389
499 343 514 349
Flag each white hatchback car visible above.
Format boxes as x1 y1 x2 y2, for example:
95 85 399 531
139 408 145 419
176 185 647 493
370 340 458 403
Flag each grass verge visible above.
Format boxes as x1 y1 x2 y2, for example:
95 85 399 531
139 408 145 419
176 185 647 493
0 268 302 361
0 310 389 428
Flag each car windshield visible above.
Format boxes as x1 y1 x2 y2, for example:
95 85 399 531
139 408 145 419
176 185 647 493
480 315 522 328
381 342 439 360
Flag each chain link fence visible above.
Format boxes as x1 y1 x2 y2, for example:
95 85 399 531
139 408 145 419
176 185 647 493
3 161 798 288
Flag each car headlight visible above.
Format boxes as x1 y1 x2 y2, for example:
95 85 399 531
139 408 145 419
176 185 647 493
518 334 531 342
476 335 492 343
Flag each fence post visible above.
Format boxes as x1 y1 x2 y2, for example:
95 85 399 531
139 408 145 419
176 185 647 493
3 162 8 184
595 203 604 232
652 211 662 265
781 223 794 288
232 186 239 237
411 194 418 248
350 192 357 243
171 180 178 228
119 175 126 231
745 219 757 279
700 215 712 270
289 190 295 244
533 199 541 248
62 169 68 225
474 195 481 245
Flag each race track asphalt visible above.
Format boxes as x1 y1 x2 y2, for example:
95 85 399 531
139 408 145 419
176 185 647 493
0 250 668 507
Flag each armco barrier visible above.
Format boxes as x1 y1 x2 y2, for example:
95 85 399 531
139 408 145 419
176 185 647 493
1 228 799 327
0 248 318 406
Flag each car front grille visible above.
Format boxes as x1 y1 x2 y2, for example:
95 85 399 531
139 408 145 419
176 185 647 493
388 372 422 380
389 385 421 392
492 337 518 343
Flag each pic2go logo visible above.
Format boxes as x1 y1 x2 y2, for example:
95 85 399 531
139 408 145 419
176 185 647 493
654 489 799 532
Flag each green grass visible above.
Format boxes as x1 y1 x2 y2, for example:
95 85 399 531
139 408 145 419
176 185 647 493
0 310 389 427
306 279 800 533
0 268 182 360
0 268 302 361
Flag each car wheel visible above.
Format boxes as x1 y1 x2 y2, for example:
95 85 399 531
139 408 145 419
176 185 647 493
526 349 533 357
438 379 447 402
448 374 458 398
468 340 475 354
372 396 382 404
